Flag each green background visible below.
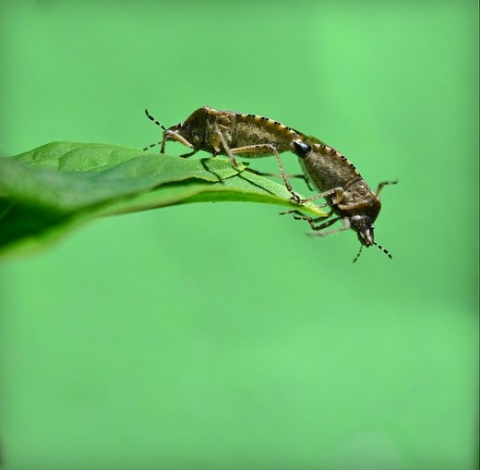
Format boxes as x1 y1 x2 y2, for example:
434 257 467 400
0 1 478 469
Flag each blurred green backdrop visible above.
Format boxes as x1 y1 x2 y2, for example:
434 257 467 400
0 1 478 469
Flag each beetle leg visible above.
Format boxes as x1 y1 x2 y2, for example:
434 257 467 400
161 129 195 154
178 149 199 159
295 187 345 205
307 217 350 236
375 179 398 196
234 144 302 202
247 168 312 188
213 121 238 167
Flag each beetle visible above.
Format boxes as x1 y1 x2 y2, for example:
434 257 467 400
144 106 312 196
144 107 396 260
289 140 397 261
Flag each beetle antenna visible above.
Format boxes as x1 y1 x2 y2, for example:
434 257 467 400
143 109 168 151
353 242 392 263
353 245 363 263
145 109 167 131
374 242 392 259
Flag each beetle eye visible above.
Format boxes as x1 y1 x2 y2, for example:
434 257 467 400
293 140 311 158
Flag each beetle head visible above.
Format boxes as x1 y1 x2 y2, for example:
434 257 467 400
164 107 209 150
349 214 376 247
350 214 392 262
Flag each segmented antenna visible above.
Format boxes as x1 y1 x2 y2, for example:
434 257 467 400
353 242 393 263
143 109 167 151
144 109 166 130
374 242 393 259
353 245 364 263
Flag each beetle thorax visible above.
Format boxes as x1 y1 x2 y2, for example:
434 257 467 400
335 183 382 248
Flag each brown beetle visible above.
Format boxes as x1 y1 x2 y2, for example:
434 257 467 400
290 140 396 261
144 106 310 196
145 107 303 162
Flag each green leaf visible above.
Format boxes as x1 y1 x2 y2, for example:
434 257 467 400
0 142 327 258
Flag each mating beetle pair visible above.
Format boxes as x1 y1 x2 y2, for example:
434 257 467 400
144 106 396 261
